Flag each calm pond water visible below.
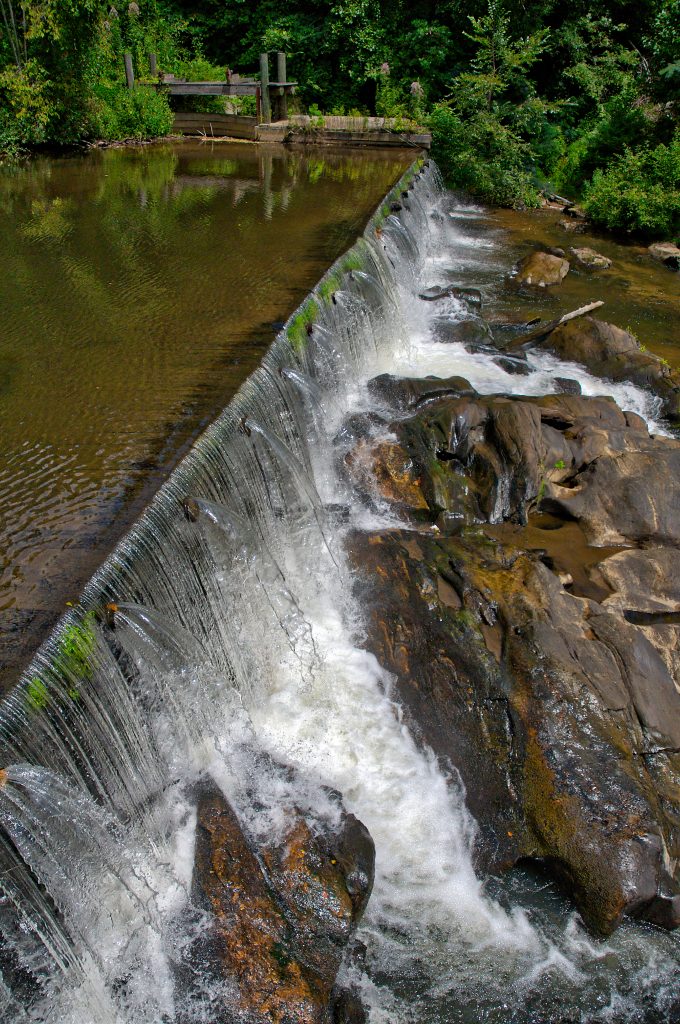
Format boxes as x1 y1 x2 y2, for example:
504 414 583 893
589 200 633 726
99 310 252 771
0 141 412 692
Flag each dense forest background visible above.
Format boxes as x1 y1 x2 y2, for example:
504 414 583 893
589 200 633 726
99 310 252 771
0 0 678 234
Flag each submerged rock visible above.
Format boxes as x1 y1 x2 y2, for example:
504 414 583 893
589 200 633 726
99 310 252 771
431 316 494 347
190 781 374 1023
344 383 680 936
514 251 570 288
558 219 587 233
569 246 612 271
553 376 582 394
344 438 429 511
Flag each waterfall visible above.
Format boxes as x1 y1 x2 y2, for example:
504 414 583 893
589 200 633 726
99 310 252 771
0 158 678 1024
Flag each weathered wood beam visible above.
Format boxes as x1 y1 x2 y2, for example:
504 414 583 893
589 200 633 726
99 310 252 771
276 51 287 121
124 52 134 90
505 301 605 351
260 53 271 124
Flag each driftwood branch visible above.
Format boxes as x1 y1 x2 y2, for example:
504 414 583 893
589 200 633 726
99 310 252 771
505 300 604 352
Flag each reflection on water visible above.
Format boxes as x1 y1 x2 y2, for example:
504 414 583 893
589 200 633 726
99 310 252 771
0 141 412 691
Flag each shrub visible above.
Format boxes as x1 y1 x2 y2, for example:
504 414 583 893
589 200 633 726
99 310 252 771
0 60 51 153
429 104 541 208
583 133 680 236
87 84 174 141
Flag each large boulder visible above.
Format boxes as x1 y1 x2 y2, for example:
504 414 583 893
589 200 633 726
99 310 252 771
542 317 680 422
189 780 374 1024
514 251 570 288
343 383 680 936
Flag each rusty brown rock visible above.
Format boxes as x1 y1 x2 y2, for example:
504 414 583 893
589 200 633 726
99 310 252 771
514 251 570 288
190 783 374 1024
344 438 428 511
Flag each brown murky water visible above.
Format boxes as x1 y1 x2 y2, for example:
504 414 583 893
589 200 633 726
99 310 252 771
0 141 412 692
445 201 680 369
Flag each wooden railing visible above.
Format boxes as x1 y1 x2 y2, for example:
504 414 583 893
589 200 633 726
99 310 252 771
126 51 296 124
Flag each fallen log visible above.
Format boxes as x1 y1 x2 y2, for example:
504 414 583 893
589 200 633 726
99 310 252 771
504 300 604 352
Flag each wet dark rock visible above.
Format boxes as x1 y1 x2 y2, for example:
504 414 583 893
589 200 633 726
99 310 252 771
541 317 680 422
553 377 582 395
494 353 532 375
345 385 680 937
431 316 494 347
335 411 391 446
332 986 367 1023
513 251 570 288
367 372 475 413
190 780 374 1023
419 284 483 308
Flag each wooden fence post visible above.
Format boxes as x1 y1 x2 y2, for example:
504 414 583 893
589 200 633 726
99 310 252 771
276 51 287 121
149 52 157 77
259 52 271 124
124 52 135 89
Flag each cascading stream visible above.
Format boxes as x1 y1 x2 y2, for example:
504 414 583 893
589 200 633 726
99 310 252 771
0 160 677 1024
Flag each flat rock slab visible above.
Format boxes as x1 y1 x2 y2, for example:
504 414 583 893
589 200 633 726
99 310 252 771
569 246 612 270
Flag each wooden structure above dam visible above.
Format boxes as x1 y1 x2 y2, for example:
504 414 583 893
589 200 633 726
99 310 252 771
133 50 431 149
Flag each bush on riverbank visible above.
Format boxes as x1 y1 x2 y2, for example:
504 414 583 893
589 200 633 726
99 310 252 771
429 105 541 209
87 84 173 141
583 133 680 237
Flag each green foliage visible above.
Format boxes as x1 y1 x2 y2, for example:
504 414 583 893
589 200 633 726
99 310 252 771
55 611 97 683
87 83 173 140
25 610 97 713
583 132 680 236
0 59 50 151
27 676 49 710
430 104 542 207
429 0 548 208
0 0 678 238
174 55 224 82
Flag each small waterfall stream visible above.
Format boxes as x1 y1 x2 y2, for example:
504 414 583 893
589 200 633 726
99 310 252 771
0 161 678 1023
